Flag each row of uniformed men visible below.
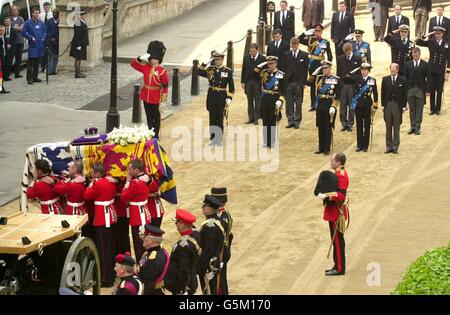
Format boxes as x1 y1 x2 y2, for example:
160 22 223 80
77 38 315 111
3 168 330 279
112 192 233 296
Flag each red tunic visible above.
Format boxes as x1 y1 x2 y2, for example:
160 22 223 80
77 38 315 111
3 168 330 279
54 177 87 215
323 167 349 222
115 181 128 218
147 178 164 220
27 177 63 214
121 177 151 227
84 178 118 227
130 59 169 104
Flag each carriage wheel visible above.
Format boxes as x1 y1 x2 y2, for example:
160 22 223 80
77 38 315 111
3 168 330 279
59 237 101 295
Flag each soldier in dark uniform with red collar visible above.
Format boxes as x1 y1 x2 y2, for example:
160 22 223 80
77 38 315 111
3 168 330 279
138 225 170 295
316 152 349 276
112 252 143 295
120 160 151 262
198 195 226 295
198 51 235 146
211 187 233 295
164 209 201 295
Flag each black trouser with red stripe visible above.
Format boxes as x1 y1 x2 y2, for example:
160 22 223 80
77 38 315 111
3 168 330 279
114 217 131 255
95 226 115 286
131 226 145 263
328 221 346 273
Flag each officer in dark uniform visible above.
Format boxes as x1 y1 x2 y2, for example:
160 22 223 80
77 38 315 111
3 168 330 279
197 195 225 295
138 224 170 295
299 23 333 112
198 52 235 146
338 29 372 64
211 187 233 295
384 24 415 75
315 60 342 155
254 56 285 148
112 252 144 295
164 209 201 295
351 63 378 152
416 26 450 115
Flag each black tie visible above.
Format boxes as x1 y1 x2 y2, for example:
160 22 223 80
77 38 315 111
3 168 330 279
415 61 418 69
439 17 442 26
251 56 255 62
392 76 396 85
276 41 279 49
397 17 400 25
282 11 286 25
340 13 343 23
5 27 9 38
45 13 48 24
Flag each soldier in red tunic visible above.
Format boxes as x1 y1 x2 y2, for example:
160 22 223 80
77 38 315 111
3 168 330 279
54 160 87 215
120 159 152 262
113 178 131 255
130 41 169 138
147 175 164 228
317 152 349 276
83 163 118 287
27 159 63 214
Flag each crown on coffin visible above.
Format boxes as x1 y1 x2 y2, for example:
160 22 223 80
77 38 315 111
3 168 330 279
84 126 99 137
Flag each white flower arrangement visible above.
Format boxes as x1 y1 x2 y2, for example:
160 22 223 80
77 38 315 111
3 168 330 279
108 124 155 146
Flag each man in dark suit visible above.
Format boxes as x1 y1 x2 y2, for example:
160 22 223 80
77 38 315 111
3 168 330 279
374 0 394 42
273 1 295 44
337 42 361 132
416 26 450 115
428 5 450 42
2 17 16 82
331 1 355 62
387 5 410 39
69 11 89 78
404 47 430 135
266 29 290 69
302 0 324 30
413 0 432 38
281 37 309 129
381 63 408 154
241 43 266 125
384 24 414 75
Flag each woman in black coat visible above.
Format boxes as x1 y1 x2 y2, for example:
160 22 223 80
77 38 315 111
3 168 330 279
69 11 89 78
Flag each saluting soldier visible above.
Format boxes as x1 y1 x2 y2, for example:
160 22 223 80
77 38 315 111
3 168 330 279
211 187 233 295
339 29 371 64
164 209 201 295
198 52 235 146
416 26 450 115
314 61 342 155
384 24 415 75
138 224 170 295
299 23 333 112
112 252 144 295
254 56 285 148
351 63 378 152
198 195 226 295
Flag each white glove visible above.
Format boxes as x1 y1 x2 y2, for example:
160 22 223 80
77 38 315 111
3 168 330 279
76 46 81 51
276 100 283 109
204 57 214 65
329 107 336 115
312 66 323 76
345 33 355 41
139 53 150 61
317 193 327 200
226 98 232 105
206 271 215 280
305 28 315 36
0 85 2 92
257 61 267 68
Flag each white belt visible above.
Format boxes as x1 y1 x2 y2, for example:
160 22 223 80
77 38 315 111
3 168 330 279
67 201 85 207
95 199 114 206
129 201 148 206
95 199 114 227
129 200 148 227
40 197 59 205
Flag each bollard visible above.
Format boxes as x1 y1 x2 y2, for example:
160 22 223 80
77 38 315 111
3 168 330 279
191 59 200 96
243 29 253 62
257 20 266 54
172 68 180 106
226 41 234 72
132 84 141 123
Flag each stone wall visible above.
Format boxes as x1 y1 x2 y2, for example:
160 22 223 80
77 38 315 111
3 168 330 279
102 0 210 50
